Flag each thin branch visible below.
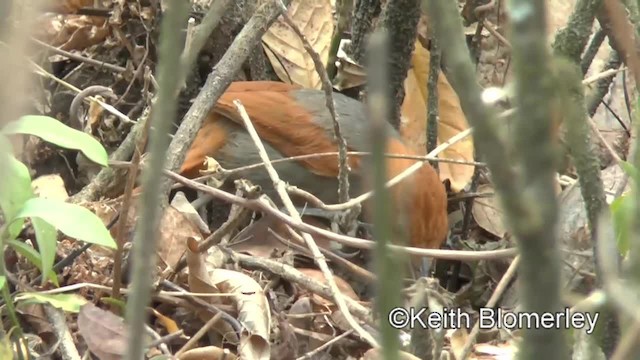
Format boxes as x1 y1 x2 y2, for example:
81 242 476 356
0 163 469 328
124 2 191 359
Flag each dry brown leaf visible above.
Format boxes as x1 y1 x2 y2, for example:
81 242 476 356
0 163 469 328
297 268 360 307
34 15 108 51
77 303 128 360
178 346 238 360
262 0 334 89
84 193 200 269
31 174 68 201
186 239 271 360
228 215 334 258
471 184 505 238
171 192 211 236
400 40 475 192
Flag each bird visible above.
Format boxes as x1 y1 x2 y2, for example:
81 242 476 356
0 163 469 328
179 81 448 250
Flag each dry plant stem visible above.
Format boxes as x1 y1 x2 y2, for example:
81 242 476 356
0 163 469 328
159 280 243 333
610 319 640 360
225 249 372 322
31 38 127 73
426 0 567 358
505 0 567 357
297 330 355 360
379 0 421 128
586 51 622 117
166 168 518 259
581 27 606 74
426 34 440 166
178 0 233 87
175 312 223 356
233 99 378 347
269 226 376 283
558 60 607 283
280 9 351 203
596 215 640 327
551 0 602 63
44 305 81 360
69 85 116 129
350 0 380 62
602 0 640 85
459 255 521 359
124 2 190 359
482 19 511 49
111 145 143 304
366 30 401 359
28 61 136 125
160 0 288 200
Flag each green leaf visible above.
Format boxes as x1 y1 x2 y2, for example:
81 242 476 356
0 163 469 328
14 198 116 248
0 276 6 291
32 218 58 286
2 115 108 166
7 240 58 285
610 194 633 256
0 138 33 239
0 337 12 360
619 161 639 183
15 293 87 313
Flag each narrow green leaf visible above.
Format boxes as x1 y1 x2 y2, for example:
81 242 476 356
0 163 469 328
14 198 115 248
610 194 633 256
0 139 33 239
2 115 108 166
7 240 58 285
619 161 639 183
0 337 12 360
0 276 6 290
15 293 88 313
32 218 58 286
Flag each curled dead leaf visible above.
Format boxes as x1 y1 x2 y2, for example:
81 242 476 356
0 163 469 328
186 240 271 360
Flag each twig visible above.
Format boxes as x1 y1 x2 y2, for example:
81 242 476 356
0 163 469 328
43 305 81 360
581 27 606 74
232 99 378 347
223 249 372 323
165 168 519 260
175 313 222 356
296 330 354 360
426 30 440 169
458 255 520 359
279 6 352 204
366 30 401 358
31 38 127 73
68 85 117 129
124 2 191 359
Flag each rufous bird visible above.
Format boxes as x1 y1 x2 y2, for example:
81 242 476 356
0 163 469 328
179 81 448 250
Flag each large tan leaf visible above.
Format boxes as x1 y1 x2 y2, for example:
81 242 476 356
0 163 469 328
400 41 475 192
186 239 271 360
262 0 334 89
